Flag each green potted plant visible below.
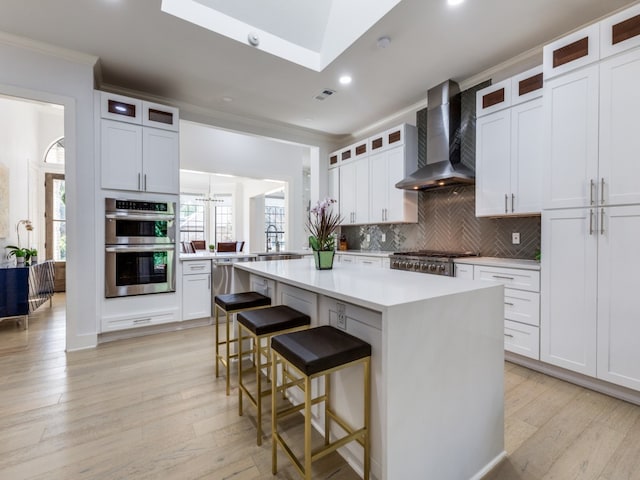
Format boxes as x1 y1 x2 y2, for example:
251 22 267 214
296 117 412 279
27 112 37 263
26 248 38 264
307 198 341 270
208 244 215 253
6 245 27 266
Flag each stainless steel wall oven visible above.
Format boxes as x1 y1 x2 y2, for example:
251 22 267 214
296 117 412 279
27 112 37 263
105 198 176 298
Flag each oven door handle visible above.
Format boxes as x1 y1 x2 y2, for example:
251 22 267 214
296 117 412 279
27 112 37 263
105 245 175 253
105 213 175 221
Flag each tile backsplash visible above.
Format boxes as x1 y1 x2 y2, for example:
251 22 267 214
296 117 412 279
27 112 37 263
341 185 541 259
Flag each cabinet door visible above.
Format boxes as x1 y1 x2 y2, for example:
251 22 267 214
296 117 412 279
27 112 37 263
543 65 599 209
511 98 543 215
182 273 211 320
101 119 142 191
142 128 180 194
599 48 640 206
339 162 357 225
475 109 511 216
597 205 640 390
354 158 369 224
369 151 387 223
540 209 597 376
250 274 276 300
385 146 416 223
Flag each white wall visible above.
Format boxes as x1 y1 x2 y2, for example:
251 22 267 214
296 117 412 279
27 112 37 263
0 40 97 350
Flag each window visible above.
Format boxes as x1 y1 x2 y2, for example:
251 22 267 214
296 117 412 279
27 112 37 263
213 195 233 243
45 173 66 261
179 194 206 244
265 192 285 250
44 137 65 165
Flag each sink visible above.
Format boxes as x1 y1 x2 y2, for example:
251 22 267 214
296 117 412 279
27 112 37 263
255 252 303 261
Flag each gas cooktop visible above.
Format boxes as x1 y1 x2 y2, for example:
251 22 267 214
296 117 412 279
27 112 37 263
389 251 478 276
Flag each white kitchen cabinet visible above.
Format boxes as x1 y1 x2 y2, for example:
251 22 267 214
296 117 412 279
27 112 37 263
142 100 179 131
339 157 369 225
476 71 543 217
328 167 339 212
101 119 143 192
599 47 640 207
543 23 600 80
543 64 599 210
454 263 473 279
540 209 598 376
369 137 418 223
476 78 511 117
182 260 211 321
141 127 180 194
600 3 640 58
597 205 640 391
250 273 276 299
474 264 541 360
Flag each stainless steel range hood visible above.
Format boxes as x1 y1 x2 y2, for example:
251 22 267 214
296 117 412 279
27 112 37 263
395 80 475 190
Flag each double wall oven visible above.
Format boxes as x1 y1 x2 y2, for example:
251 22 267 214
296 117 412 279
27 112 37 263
105 198 176 298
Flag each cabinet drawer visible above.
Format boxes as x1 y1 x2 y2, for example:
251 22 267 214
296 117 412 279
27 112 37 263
102 310 177 332
601 3 640 59
474 265 540 292
100 91 142 124
357 256 383 267
339 254 357 264
504 320 540 360
511 66 543 105
455 263 474 279
476 79 511 117
183 260 211 274
544 23 600 79
504 288 540 327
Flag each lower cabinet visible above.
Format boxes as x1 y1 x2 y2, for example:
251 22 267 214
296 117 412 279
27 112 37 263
250 274 276 300
471 264 541 360
337 254 389 268
182 260 212 321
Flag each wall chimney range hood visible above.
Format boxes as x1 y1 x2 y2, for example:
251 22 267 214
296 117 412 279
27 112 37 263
395 80 475 190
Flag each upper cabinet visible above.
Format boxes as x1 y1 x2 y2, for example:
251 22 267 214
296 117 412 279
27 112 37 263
476 67 543 217
600 3 640 59
99 92 180 194
331 124 418 226
543 24 600 80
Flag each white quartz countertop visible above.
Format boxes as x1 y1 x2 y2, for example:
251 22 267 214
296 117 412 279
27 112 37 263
335 250 392 258
454 256 541 270
180 252 257 261
234 257 499 311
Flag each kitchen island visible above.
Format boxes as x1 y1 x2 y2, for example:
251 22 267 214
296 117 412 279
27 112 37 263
233 258 505 480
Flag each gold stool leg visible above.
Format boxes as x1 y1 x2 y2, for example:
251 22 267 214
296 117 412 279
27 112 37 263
324 372 331 446
238 323 244 416
304 374 312 480
215 305 220 378
364 358 371 480
271 350 279 475
225 310 231 395
256 335 263 445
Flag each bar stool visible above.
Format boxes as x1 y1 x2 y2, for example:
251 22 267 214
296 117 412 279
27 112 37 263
271 326 372 480
237 305 311 445
214 292 271 395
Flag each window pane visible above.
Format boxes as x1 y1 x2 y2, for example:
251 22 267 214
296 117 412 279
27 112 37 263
53 220 66 261
265 194 285 250
53 179 65 221
215 205 233 242
45 138 65 164
179 194 205 244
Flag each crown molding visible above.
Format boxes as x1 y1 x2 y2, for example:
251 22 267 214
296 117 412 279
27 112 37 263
0 30 98 66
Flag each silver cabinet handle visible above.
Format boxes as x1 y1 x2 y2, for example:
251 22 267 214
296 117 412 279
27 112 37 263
133 318 152 324
492 275 515 280
600 178 605 205
208 274 211 290
190 265 206 270
504 302 514 306
504 194 508 214
589 209 594 235
138 173 141 190
144 174 147 191
600 208 605 235
590 179 595 205
504 333 514 338
382 208 385 222
511 194 515 213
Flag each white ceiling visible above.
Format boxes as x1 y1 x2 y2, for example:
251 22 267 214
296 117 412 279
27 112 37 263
0 0 635 136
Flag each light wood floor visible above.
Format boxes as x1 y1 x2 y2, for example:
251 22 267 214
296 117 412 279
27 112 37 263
1 297 640 480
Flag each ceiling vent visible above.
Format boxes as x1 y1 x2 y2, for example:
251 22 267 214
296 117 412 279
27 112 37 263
314 89 335 101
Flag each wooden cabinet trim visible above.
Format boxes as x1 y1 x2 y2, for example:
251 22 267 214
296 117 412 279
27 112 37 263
371 137 383 150
148 108 174 125
388 130 402 144
553 37 589 68
341 150 352 161
518 73 543 97
330 155 338 165
612 14 640 46
355 143 367 156
482 89 505 109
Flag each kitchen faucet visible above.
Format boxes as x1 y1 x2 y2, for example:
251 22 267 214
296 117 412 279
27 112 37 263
266 224 278 252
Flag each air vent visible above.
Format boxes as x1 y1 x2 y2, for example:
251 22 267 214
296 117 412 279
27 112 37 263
314 89 336 101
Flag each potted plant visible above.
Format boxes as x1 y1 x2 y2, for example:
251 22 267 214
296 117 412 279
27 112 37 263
26 248 38 264
307 198 341 270
6 245 27 266
208 244 215 253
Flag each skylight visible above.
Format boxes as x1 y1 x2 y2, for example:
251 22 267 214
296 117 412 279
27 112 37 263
161 0 402 71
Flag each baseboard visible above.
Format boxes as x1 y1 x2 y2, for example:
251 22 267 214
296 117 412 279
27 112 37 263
98 317 212 344
472 451 507 480
66 333 98 352
506 352 640 406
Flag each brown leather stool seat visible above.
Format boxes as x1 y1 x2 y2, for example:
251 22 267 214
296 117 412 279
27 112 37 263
214 291 271 396
237 305 311 445
271 326 372 480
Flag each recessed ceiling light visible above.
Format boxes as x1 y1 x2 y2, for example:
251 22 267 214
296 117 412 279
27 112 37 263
339 75 352 85
222 96 233 102
377 36 391 49
448 0 464 5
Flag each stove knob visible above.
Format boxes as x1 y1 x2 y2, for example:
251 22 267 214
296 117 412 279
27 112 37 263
438 265 446 273
420 263 429 271
428 264 436 271
392 261 399 268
